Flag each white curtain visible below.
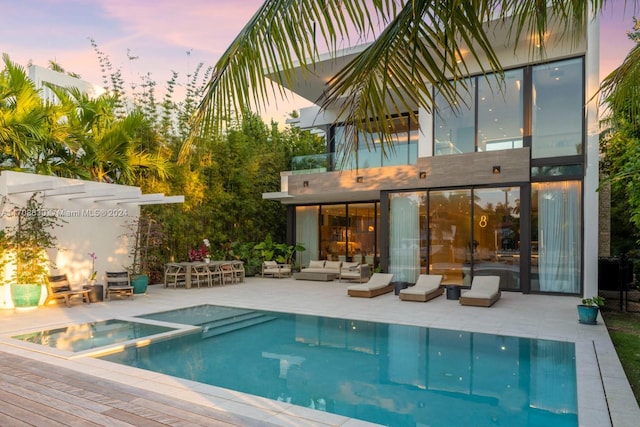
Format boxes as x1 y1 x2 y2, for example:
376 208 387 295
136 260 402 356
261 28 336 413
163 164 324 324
537 181 581 293
389 194 420 283
296 206 319 267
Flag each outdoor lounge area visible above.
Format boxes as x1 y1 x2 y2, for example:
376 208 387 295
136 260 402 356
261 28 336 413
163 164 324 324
0 277 637 426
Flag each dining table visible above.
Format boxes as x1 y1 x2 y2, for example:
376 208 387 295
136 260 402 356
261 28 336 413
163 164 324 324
171 260 237 288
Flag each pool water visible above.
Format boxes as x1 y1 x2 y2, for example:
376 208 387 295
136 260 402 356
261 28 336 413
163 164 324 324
99 305 580 426
12 319 176 352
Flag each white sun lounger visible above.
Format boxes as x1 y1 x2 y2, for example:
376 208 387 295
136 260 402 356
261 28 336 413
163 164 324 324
399 274 444 302
347 273 394 298
459 275 501 307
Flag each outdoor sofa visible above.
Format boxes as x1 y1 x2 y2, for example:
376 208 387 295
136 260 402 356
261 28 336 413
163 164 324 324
399 274 444 302
347 273 394 298
300 260 342 275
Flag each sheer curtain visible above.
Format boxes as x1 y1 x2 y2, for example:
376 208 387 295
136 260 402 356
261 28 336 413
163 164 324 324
389 194 420 283
537 181 581 293
296 206 319 267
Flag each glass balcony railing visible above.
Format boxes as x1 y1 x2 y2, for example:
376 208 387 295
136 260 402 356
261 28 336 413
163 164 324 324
291 153 335 174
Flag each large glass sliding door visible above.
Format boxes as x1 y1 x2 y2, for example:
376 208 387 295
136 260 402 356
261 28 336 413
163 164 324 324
531 181 581 293
428 190 472 285
473 188 521 290
347 203 378 265
319 203 378 264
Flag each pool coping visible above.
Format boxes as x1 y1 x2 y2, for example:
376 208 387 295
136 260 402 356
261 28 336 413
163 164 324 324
0 278 638 427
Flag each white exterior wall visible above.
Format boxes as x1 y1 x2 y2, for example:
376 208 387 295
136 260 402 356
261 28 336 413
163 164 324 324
583 14 601 298
0 173 140 308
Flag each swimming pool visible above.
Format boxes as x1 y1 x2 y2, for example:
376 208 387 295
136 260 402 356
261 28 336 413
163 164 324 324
11 319 178 353
92 304 578 427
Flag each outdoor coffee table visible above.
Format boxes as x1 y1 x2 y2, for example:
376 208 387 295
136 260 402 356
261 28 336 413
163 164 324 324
293 272 337 281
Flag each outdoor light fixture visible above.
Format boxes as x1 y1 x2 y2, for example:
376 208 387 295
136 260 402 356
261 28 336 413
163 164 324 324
492 166 501 174
418 171 427 179
303 180 309 188
356 176 364 183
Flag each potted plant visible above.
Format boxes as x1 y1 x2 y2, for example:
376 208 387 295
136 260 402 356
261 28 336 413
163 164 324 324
6 193 64 307
577 296 605 324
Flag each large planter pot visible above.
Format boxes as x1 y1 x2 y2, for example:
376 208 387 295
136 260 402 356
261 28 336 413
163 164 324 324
11 283 42 308
131 274 149 294
577 305 599 325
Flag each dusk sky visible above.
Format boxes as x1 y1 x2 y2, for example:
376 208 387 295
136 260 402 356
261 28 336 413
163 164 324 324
0 0 637 123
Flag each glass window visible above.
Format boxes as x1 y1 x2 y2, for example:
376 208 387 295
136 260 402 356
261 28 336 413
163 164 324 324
434 78 475 155
347 203 378 266
473 188 521 290
531 164 583 177
477 69 523 152
428 190 472 284
532 58 583 158
383 116 418 166
531 181 582 293
320 205 347 261
333 126 356 171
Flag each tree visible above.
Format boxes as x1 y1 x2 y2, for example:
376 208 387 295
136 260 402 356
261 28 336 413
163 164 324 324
0 54 50 170
599 19 640 249
188 0 607 159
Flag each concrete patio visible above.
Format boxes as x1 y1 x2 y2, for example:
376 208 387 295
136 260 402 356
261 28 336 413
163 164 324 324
0 277 638 426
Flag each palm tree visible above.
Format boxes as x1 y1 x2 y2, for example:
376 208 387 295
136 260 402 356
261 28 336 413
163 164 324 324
47 85 170 184
187 0 608 161
0 54 50 170
599 17 640 129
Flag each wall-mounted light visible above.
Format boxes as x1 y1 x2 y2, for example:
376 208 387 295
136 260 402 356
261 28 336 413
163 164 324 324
492 166 501 174
303 180 309 188
356 176 364 183
418 171 427 179
368 225 375 232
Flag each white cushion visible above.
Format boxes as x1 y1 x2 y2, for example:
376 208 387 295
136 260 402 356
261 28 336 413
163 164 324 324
308 260 325 268
324 261 342 271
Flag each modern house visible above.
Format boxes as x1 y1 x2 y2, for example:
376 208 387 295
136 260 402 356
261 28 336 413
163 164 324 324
264 11 600 298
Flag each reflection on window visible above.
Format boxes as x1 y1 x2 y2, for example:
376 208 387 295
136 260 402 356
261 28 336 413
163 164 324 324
531 164 583 177
434 78 475 155
532 58 583 158
319 203 378 266
333 115 418 170
428 190 472 284
478 69 523 152
473 188 521 290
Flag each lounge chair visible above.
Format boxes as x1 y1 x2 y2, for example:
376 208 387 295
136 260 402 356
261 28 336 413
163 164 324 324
399 274 444 302
261 261 291 278
347 273 394 298
105 271 134 300
45 274 91 307
339 262 371 283
459 275 501 307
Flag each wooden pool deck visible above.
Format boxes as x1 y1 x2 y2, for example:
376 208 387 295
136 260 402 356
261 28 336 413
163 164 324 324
0 351 277 427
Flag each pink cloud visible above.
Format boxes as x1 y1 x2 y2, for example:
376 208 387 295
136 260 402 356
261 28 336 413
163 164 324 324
95 0 262 54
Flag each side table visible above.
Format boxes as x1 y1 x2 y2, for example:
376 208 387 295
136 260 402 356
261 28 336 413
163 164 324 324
446 285 462 300
83 284 104 303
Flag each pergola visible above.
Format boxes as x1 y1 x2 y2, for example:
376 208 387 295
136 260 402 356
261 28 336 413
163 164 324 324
0 171 184 308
